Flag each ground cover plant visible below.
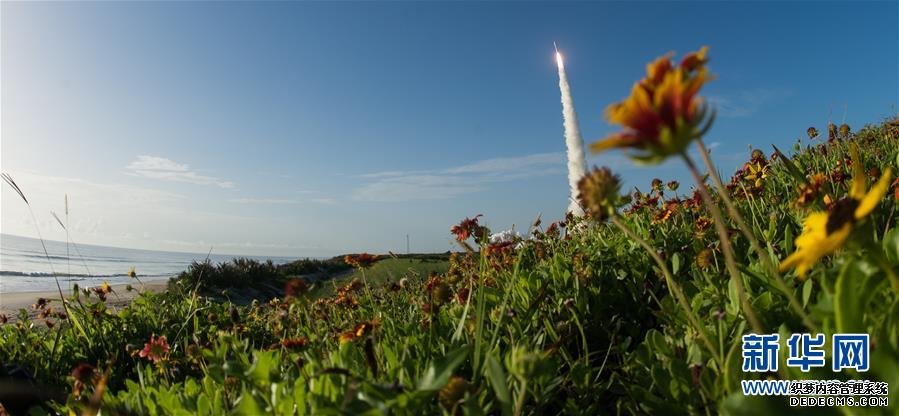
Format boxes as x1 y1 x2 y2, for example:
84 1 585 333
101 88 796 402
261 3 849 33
1 47 898 415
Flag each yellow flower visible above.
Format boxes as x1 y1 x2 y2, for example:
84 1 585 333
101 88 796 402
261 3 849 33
744 162 768 188
128 266 137 279
590 47 714 164
779 144 893 277
102 280 111 293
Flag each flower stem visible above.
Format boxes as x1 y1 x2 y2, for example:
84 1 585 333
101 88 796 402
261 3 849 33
610 216 722 366
514 378 528 416
695 139 818 331
681 151 764 334
870 250 899 293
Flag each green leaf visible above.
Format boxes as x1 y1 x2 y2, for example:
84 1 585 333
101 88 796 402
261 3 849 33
484 354 512 416
233 388 266 415
801 279 813 307
834 259 879 334
883 227 899 263
246 351 278 389
293 377 307 415
417 346 468 391
771 145 806 183
644 329 673 358
722 340 742 394
197 394 211 415
672 253 681 275
783 225 794 253
686 340 704 365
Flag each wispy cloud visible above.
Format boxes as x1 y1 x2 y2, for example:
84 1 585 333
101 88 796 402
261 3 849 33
1 170 186 241
354 175 486 202
353 152 566 202
159 238 329 253
230 197 336 205
230 198 303 204
444 152 563 175
706 88 794 118
126 155 234 188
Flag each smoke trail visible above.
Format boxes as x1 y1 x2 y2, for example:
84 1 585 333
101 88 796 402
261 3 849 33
556 50 587 217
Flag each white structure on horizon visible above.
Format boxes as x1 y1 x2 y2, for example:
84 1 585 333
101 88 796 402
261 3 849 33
555 45 587 217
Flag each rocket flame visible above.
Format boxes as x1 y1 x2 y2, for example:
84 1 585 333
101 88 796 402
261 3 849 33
555 52 564 68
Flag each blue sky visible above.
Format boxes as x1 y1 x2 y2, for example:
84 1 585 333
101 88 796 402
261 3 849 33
2 1 897 257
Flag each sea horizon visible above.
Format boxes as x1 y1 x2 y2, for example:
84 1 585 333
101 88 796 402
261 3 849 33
0 233 307 294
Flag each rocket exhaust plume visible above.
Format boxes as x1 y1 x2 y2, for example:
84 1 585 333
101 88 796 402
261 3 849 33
555 44 587 217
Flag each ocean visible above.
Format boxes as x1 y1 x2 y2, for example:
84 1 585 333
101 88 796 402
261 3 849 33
0 233 299 293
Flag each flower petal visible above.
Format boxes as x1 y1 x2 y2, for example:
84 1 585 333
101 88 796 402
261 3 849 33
589 132 639 154
779 250 809 277
645 52 674 85
855 167 893 219
680 46 709 71
779 212 851 277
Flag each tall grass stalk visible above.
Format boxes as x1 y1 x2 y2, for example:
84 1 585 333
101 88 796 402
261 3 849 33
678 154 765 334
695 139 817 331
610 215 722 365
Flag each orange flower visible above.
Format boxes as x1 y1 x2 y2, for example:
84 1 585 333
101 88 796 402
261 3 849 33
139 335 170 364
281 337 308 350
591 47 714 164
450 215 488 242
284 278 309 300
695 216 713 234
344 253 377 269
653 199 679 224
795 173 827 207
338 330 357 344
339 320 380 344
354 319 380 337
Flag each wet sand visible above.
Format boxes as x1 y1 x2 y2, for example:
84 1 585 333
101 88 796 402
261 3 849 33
0 281 169 322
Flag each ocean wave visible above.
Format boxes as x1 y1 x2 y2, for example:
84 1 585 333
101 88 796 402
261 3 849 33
12 253 141 263
0 270 172 278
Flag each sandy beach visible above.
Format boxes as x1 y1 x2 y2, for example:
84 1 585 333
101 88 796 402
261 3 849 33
0 281 169 322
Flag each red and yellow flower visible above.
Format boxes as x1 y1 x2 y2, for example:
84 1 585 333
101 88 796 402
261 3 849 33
344 253 378 269
591 47 714 164
139 335 170 364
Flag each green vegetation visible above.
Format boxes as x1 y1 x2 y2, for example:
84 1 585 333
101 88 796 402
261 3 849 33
311 256 450 298
2 47 898 414
169 257 352 298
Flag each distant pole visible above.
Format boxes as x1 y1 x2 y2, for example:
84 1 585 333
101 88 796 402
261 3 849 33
406 234 410 254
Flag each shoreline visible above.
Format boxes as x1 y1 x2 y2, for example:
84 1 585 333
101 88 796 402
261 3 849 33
0 281 169 322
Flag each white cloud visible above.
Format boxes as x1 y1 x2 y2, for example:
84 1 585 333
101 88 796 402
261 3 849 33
353 152 568 202
706 88 794 118
126 155 234 188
